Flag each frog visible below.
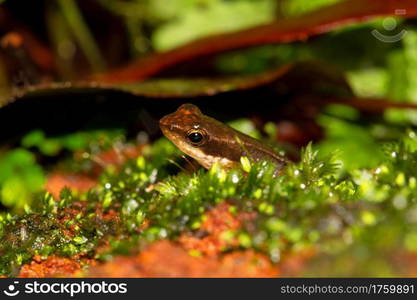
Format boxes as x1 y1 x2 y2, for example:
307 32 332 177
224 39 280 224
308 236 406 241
159 103 287 170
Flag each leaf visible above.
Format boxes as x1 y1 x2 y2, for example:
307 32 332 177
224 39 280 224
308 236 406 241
93 0 417 83
1 64 292 104
0 60 416 145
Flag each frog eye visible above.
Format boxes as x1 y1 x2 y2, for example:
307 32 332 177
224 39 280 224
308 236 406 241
187 130 206 146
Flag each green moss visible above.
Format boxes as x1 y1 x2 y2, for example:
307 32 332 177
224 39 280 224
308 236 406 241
2 124 417 276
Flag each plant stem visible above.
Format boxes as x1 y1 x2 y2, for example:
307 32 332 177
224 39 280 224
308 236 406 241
57 0 106 72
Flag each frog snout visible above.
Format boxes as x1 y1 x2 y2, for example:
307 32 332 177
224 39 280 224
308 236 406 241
159 114 172 130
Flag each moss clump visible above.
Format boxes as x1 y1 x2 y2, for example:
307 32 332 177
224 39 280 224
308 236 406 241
2 130 417 276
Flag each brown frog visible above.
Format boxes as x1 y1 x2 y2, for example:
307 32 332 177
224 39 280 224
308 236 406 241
159 103 287 170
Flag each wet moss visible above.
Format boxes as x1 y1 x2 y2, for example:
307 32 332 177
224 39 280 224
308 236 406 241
2 130 417 276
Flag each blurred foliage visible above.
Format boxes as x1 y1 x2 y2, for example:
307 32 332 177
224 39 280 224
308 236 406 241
0 149 44 210
57 0 106 71
282 0 342 16
21 129 125 156
0 129 125 210
41 0 352 75
95 0 343 51
315 114 385 171
150 0 276 51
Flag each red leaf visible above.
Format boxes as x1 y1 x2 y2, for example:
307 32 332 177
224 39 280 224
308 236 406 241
94 0 417 83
